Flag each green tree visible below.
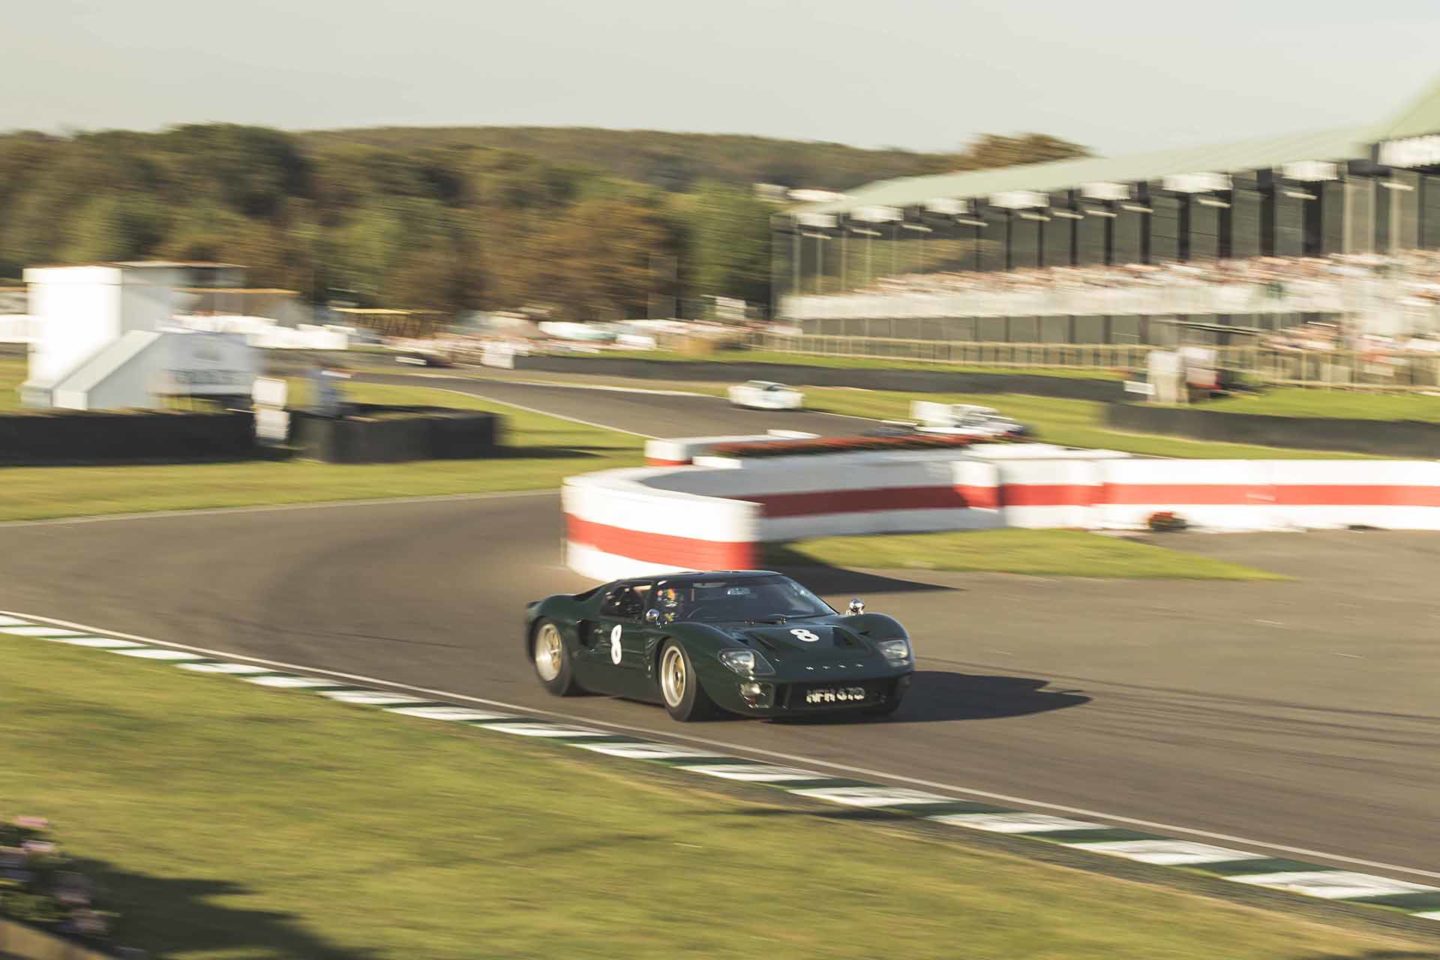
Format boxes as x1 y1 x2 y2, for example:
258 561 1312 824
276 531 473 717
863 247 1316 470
62 194 167 262
683 181 772 307
954 133 1090 171
528 198 674 320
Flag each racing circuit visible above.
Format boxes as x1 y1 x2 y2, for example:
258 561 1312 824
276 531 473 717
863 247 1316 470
2 371 1437 890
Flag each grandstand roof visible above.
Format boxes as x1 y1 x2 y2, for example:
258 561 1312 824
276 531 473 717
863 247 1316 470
1376 74 1440 141
802 73 1440 219
800 126 1376 216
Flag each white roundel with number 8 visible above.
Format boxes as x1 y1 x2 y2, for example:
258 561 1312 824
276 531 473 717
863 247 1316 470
790 628 821 643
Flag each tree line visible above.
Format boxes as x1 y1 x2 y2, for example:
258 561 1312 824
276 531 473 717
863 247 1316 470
0 125 1085 320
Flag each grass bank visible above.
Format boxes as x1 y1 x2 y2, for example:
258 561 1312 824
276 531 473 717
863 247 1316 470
1 635 1414 959
800 388 1384 459
769 529 1284 580
1202 387 1440 421
0 354 23 411
0 382 643 523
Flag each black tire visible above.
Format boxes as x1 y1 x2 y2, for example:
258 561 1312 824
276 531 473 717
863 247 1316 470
658 640 721 722
531 619 578 696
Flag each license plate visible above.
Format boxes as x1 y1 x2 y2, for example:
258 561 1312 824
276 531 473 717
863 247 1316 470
803 685 868 705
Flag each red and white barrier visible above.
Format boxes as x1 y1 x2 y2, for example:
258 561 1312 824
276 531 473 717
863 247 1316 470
564 440 1440 580
1095 459 1440 532
562 467 761 580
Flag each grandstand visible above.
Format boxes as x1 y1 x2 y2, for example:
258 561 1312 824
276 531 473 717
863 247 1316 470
777 75 1440 346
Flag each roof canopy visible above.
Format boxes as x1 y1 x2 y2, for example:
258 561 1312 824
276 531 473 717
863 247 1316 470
799 73 1440 219
1376 74 1440 141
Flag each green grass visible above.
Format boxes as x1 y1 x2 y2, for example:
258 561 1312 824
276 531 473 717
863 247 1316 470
770 529 1285 580
801 387 1385 459
0 354 24 411
2 636 1415 960
569 348 1125 380
1204 387 1440 421
0 382 643 523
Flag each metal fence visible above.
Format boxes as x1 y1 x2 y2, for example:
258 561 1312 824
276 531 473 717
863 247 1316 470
751 331 1440 390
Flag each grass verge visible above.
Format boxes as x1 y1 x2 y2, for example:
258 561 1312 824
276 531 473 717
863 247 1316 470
769 529 1285 580
0 354 24 411
799 387 1385 459
1203 387 1440 421
0 382 643 523
1 635 1415 960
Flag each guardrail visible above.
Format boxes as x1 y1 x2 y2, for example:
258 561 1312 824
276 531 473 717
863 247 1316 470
750 333 1440 390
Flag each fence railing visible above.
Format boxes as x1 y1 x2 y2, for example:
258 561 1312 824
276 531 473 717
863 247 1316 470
750 332 1440 390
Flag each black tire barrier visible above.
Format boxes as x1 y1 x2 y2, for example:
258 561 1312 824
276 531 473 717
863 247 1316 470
290 405 500 463
1104 403 1440 458
513 354 1126 401
0 410 256 465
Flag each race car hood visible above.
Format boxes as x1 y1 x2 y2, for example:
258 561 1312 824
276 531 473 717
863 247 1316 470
723 621 879 662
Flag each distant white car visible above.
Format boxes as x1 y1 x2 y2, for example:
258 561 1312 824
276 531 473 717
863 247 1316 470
910 402 1028 438
728 380 804 411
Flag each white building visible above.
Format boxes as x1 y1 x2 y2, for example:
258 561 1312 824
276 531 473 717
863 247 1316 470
21 261 256 410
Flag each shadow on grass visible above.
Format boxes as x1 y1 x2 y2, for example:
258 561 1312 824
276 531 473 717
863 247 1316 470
772 670 1090 726
761 552 954 596
77 858 379 959
489 444 623 461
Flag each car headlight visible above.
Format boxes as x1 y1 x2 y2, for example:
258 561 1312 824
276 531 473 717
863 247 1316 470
877 638 912 665
718 648 775 676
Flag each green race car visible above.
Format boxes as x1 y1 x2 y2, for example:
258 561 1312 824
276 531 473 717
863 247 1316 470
525 570 915 721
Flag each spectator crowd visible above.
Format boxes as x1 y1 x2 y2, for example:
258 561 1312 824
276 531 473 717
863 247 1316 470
788 250 1440 340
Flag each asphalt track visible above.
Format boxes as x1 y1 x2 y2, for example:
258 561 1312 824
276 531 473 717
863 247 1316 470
2 372 1437 885
361 370 875 438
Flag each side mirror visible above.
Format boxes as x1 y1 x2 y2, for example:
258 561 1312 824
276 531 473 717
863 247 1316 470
847 598 866 616
643 608 661 625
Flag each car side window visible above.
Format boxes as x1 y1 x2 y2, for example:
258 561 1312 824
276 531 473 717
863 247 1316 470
600 584 648 620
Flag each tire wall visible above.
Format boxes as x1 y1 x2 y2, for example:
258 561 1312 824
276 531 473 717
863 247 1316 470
0 411 254 465
290 409 499 463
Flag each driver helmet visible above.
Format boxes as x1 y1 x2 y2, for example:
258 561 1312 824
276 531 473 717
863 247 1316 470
655 586 681 622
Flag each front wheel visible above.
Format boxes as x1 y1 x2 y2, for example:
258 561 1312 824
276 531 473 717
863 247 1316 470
658 640 720 722
532 619 578 696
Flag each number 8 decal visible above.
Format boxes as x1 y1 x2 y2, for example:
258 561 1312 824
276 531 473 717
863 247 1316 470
790 628 820 643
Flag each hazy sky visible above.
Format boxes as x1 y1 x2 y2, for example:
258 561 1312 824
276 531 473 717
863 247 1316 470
4 0 1436 156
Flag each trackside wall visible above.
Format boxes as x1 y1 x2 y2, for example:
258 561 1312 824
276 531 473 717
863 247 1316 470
563 444 1440 579
644 431 818 466
562 467 762 579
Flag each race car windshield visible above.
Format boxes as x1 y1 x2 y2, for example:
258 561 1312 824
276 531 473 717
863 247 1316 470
656 576 834 623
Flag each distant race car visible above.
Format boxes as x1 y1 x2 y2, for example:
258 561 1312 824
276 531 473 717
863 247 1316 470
727 380 804 411
394 351 452 367
911 402 1028 438
525 571 914 721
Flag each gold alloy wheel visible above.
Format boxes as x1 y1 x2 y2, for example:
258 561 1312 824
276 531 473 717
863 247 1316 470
660 645 687 707
534 623 563 682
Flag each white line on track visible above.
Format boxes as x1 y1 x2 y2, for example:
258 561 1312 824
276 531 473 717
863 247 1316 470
492 379 708 398
11 607 1436 884
423 386 656 439
375 371 706 397
419 382 882 433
